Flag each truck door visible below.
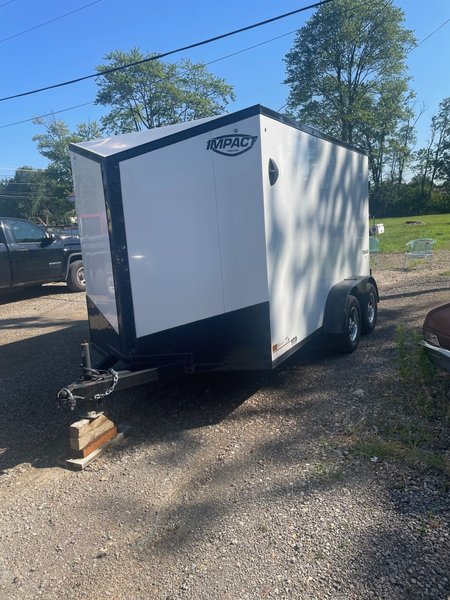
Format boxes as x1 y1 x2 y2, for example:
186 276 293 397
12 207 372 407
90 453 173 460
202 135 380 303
6 219 64 284
0 224 12 288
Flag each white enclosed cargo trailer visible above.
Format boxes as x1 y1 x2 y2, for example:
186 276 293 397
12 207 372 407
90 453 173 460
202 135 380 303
69 105 377 379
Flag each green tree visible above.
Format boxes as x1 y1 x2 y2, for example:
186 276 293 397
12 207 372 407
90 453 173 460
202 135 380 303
429 97 450 190
437 140 450 186
0 167 73 224
386 103 423 191
28 118 101 223
415 141 435 202
0 167 47 219
95 49 235 134
284 0 415 172
360 82 415 187
414 97 450 205
33 118 102 198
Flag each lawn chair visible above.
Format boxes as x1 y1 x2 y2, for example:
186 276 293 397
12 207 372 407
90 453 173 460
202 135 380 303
369 236 379 254
404 238 436 268
369 236 379 263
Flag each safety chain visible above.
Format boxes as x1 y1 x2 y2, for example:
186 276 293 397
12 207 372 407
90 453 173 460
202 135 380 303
93 368 119 400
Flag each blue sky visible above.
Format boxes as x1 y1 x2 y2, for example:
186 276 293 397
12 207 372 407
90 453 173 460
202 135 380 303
0 0 449 179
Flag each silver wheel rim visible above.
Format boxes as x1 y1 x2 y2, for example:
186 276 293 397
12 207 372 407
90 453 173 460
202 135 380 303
349 306 359 342
367 293 376 325
77 268 85 287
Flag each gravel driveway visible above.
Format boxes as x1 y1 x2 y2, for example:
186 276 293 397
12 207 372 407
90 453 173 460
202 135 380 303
0 256 449 600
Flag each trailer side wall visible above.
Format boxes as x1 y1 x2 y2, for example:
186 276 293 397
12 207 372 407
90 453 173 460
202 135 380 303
70 154 118 333
260 115 369 362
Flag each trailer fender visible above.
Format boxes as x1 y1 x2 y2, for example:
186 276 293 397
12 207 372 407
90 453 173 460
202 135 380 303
322 276 379 335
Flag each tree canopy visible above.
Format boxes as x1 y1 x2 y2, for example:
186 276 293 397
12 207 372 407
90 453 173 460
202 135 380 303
0 119 102 224
0 165 76 225
33 118 102 197
95 49 236 134
284 0 415 182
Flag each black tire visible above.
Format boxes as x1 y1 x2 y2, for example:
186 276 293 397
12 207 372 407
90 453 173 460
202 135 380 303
361 283 378 334
333 295 361 354
66 260 85 292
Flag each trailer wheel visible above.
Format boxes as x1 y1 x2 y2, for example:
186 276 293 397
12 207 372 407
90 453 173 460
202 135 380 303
334 295 361 354
66 260 85 292
361 283 378 334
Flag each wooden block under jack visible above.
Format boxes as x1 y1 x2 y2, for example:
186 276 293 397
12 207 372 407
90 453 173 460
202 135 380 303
70 413 109 438
70 426 118 459
69 417 116 450
63 430 125 471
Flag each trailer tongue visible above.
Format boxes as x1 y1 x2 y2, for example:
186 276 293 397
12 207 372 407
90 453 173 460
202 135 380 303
57 343 187 414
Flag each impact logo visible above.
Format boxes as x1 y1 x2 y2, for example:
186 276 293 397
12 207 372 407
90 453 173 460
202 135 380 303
206 133 258 157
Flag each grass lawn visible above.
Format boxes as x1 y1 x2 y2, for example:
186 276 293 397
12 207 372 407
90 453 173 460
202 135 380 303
375 213 450 253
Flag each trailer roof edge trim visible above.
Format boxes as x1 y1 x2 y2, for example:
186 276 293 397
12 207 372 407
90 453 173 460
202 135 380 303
69 104 367 162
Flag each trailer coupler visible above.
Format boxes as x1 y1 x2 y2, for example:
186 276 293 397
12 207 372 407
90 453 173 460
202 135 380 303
57 345 187 411
58 367 119 411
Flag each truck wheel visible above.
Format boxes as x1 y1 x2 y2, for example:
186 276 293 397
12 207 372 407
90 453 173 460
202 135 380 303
334 295 361 354
66 260 85 292
361 283 378 334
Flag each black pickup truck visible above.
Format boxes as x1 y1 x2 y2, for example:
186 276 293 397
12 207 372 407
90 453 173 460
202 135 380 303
0 217 85 293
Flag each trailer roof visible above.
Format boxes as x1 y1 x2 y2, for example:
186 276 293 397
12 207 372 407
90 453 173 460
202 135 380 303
69 114 219 158
70 105 366 161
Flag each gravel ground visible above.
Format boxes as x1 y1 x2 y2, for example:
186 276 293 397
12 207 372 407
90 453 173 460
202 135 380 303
0 254 449 600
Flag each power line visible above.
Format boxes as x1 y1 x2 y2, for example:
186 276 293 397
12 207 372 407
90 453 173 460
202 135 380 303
0 1 102 44
1 2 447 130
0 0 15 7
0 102 94 129
0 0 333 103
0 0 379 129
411 17 450 51
205 28 298 67
0 29 301 130
0 166 45 173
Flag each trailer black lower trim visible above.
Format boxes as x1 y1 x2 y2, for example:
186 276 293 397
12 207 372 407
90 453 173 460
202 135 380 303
133 301 272 371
